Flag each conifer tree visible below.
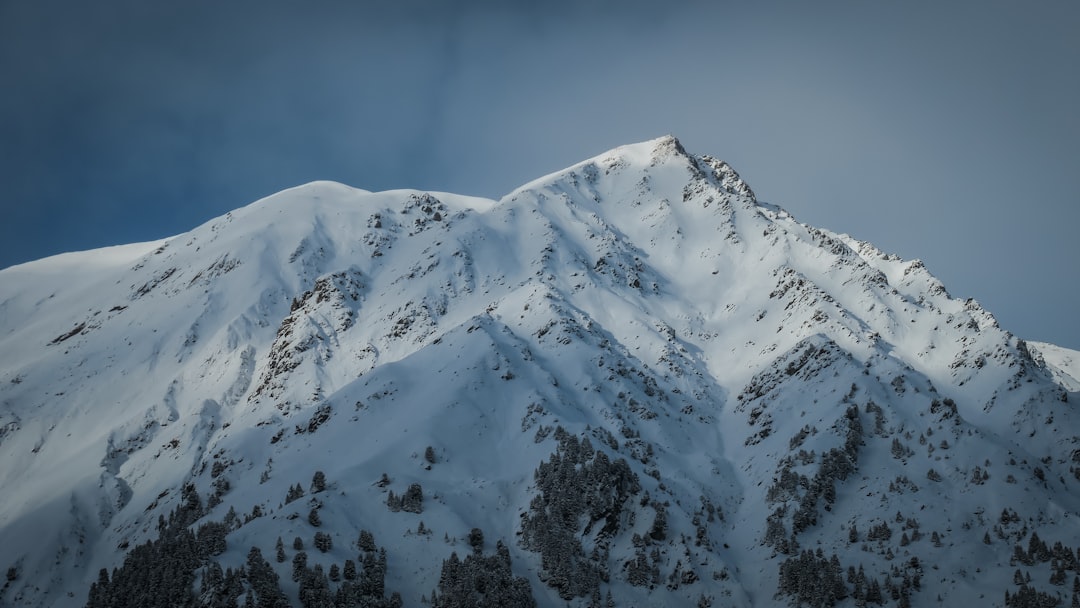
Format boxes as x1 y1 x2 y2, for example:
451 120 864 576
311 470 326 494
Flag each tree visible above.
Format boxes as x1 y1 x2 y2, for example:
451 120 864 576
246 547 288 608
311 470 326 493
308 508 321 527
777 550 849 606
468 528 484 553
292 552 308 582
431 542 536 607
87 568 110 608
867 522 892 542
358 530 376 552
650 503 668 541
402 483 424 513
276 536 286 563
866 578 883 604
520 428 641 600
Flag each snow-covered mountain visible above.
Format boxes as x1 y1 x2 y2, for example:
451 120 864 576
1 136 1077 608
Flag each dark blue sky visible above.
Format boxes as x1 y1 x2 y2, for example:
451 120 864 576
2 1 1078 348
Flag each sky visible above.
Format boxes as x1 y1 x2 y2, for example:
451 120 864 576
1 0 1078 349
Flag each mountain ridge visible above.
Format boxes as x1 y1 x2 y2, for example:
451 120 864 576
1 136 1077 607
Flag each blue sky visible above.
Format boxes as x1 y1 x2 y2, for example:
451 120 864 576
2 0 1078 348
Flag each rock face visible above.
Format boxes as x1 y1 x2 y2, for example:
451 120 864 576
0 136 1077 607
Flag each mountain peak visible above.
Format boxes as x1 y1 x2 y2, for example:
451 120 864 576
591 134 691 172
608 135 756 202
0 138 1076 608
644 133 689 159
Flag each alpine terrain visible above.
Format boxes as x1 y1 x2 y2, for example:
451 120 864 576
0 136 1078 608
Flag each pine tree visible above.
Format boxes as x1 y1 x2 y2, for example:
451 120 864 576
402 483 424 513
867 578 883 604
358 529 376 552
469 528 484 553
87 568 110 608
286 483 305 504
246 546 288 608
431 541 536 607
292 551 308 582
276 536 286 562
343 559 357 581
311 470 326 493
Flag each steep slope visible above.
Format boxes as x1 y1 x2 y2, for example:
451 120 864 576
0 137 1077 608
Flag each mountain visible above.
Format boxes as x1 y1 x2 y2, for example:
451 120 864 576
0 136 1077 608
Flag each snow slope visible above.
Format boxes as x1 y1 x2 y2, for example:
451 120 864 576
1030 342 1080 392
0 137 1077 607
